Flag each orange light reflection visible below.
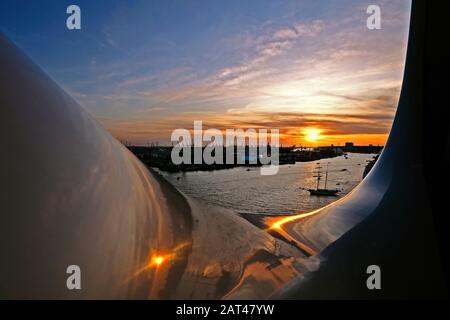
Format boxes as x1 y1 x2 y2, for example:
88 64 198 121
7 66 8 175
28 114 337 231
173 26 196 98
267 193 351 231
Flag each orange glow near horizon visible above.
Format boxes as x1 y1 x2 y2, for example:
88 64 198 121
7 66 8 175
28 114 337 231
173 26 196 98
103 103 392 148
287 133 388 147
110 122 389 147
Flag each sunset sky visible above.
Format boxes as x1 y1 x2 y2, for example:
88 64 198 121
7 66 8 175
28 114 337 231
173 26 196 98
1 0 411 146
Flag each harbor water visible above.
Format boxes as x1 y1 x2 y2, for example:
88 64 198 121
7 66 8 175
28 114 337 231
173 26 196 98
158 153 377 216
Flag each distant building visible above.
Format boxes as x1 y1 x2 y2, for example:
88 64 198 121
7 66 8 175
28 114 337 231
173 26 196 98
345 142 354 148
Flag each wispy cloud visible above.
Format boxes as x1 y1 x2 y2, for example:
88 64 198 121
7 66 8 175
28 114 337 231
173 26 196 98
18 0 410 145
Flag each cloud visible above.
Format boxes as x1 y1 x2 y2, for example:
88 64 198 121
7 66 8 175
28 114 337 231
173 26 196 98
216 19 324 84
273 20 324 41
272 28 298 40
65 0 410 146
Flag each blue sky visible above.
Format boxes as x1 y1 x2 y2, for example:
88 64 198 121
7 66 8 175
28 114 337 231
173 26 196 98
0 0 411 145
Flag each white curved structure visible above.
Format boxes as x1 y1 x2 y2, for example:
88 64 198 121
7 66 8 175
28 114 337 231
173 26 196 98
0 32 191 299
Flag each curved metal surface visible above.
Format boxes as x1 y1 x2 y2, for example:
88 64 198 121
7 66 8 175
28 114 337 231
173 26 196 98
278 0 448 298
0 33 183 299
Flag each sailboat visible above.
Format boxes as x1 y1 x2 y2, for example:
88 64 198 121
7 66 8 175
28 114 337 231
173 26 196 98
307 162 340 196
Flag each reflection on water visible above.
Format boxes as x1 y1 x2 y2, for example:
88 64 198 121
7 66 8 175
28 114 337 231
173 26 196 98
158 153 377 216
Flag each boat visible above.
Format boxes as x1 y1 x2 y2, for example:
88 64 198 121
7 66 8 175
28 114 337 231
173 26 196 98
307 162 340 196
308 188 339 196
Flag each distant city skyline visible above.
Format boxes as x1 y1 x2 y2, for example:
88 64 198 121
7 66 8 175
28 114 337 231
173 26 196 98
0 0 411 146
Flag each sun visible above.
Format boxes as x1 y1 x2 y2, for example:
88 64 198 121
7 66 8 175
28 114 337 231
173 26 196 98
303 128 322 142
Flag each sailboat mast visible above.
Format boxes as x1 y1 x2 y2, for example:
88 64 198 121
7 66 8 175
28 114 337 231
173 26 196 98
316 165 321 190
324 163 329 189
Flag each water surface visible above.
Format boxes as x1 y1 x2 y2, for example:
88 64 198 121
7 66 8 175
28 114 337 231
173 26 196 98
158 153 377 216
